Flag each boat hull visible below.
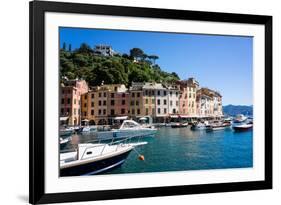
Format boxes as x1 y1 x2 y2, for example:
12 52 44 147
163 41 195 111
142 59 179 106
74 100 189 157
60 149 132 176
233 126 253 132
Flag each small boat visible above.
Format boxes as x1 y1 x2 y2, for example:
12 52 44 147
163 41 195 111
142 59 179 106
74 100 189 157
60 137 72 149
234 114 247 123
232 123 253 131
206 121 231 131
60 127 74 136
60 139 147 176
191 121 208 130
171 122 189 128
97 120 157 139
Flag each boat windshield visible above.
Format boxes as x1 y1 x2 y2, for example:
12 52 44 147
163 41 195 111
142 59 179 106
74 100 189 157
120 120 141 129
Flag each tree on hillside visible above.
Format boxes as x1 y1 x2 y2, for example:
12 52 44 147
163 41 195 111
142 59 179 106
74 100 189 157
77 43 93 54
148 55 159 65
130 48 144 61
62 42 66 50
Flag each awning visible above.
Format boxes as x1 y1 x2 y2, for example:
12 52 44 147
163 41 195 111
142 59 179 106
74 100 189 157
82 119 89 122
60 117 69 121
179 115 189 118
139 117 147 120
114 116 128 120
170 115 179 118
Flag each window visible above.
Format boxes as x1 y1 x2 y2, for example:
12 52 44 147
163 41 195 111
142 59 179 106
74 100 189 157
91 110 94 115
121 109 125 114
193 93 196 98
157 99 160 105
170 101 172 106
84 112 87 116
164 99 167 105
152 108 155 114
157 90 160 96
98 109 101 115
137 93 140 97
111 93 114 98
91 102 94 107
67 98 70 104
176 92 178 97
84 95 87 100
136 101 139 106
146 108 149 115
176 101 179 106
170 91 172 96
98 100 101 106
152 99 155 104
151 91 155 95
103 92 106 97
146 99 148 104
132 93 135 97
73 108 76 115
189 94 191 98
137 109 140 115
131 101 134 106
164 108 167 114
91 93 94 98
111 100 114 106
122 93 125 98
60 108 64 114
145 90 148 96
111 109 114 115
67 108 70 113
99 93 102 97
61 98 64 104
132 109 135 115
173 109 176 114
158 108 161 114
84 103 87 108
103 101 106 106
164 91 167 96
103 109 106 115
114 87 117 91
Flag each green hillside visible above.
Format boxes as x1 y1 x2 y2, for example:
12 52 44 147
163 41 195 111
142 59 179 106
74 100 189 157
60 43 180 87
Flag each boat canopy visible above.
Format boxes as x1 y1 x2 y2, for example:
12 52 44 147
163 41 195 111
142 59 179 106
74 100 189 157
119 120 141 129
60 116 69 121
114 116 128 120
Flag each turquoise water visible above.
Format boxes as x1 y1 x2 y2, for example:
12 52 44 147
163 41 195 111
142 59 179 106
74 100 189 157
104 127 253 174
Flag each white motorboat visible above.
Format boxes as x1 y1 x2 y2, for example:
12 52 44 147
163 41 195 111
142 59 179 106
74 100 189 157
60 138 147 176
97 120 157 139
233 123 253 131
234 114 247 123
191 121 208 130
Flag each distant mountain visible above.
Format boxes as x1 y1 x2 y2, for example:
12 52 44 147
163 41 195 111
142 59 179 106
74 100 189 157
223 105 253 116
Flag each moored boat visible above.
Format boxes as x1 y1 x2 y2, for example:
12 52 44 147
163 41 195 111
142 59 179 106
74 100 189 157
234 114 247 123
97 120 157 139
191 121 208 130
171 122 188 128
206 121 231 131
232 123 253 131
60 139 147 176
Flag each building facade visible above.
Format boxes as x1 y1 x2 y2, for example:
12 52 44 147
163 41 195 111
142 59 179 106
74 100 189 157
60 79 88 126
93 45 115 56
177 78 199 117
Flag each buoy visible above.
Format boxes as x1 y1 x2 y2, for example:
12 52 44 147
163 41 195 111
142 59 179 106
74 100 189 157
138 155 145 161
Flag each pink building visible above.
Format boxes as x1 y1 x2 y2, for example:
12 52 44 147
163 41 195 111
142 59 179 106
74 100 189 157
60 79 88 126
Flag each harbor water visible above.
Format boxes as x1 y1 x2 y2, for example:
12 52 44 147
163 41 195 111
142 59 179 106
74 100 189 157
63 126 253 175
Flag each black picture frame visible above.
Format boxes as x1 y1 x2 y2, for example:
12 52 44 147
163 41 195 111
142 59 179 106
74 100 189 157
29 0 272 204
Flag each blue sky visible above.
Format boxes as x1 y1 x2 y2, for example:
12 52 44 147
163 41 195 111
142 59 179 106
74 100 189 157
60 27 253 106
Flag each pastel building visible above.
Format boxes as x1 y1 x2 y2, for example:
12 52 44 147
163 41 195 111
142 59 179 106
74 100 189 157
196 88 222 118
60 79 88 126
129 82 145 118
167 85 180 115
107 84 130 124
177 78 199 117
